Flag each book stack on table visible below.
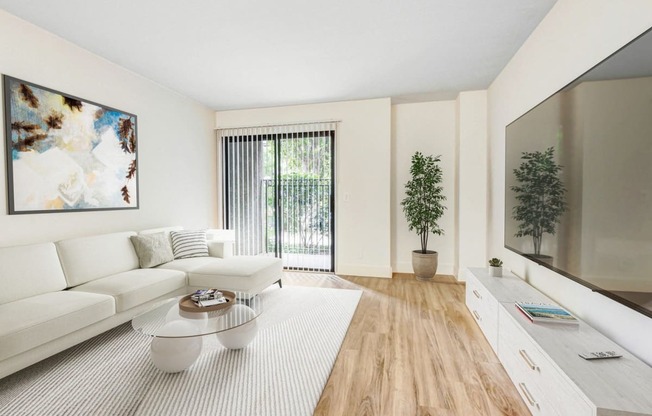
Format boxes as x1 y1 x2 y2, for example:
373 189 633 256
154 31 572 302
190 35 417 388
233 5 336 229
191 289 228 307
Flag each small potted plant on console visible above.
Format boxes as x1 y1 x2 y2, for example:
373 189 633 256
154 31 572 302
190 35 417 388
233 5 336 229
488 258 503 277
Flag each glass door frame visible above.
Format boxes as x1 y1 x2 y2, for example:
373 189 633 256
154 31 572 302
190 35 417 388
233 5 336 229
222 129 335 272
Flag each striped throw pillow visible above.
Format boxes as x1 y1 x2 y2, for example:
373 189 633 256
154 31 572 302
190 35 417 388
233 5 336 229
170 230 209 259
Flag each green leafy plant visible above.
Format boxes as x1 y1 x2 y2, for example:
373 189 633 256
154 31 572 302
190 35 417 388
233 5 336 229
511 146 567 256
488 258 503 267
401 152 446 253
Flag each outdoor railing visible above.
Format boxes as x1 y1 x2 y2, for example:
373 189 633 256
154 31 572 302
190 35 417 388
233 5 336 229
263 178 332 256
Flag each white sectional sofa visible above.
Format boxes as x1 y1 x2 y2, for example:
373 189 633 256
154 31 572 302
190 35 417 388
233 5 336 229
0 227 282 379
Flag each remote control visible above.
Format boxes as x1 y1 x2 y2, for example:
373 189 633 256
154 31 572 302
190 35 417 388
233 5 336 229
578 351 622 360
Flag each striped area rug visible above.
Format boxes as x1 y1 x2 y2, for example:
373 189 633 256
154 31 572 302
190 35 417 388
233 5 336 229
0 285 361 416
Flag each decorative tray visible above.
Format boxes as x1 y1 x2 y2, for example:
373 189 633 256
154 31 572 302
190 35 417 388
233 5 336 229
178 290 236 313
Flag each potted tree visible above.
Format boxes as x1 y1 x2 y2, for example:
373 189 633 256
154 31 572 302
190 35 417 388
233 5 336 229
511 146 567 262
401 152 447 281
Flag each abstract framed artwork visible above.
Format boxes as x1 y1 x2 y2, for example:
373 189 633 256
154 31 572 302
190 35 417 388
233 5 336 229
3 75 138 214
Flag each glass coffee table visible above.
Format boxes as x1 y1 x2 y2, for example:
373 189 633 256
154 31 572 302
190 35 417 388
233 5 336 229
132 291 262 373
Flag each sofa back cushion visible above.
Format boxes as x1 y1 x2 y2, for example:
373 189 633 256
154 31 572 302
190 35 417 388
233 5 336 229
0 242 67 304
56 231 139 287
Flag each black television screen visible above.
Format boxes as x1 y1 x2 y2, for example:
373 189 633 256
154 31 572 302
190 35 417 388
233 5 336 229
505 28 652 319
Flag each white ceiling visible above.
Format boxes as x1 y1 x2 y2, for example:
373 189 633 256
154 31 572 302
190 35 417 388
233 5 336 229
0 0 557 110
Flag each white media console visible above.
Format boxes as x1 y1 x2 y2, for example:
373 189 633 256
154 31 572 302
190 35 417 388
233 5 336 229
464 267 652 416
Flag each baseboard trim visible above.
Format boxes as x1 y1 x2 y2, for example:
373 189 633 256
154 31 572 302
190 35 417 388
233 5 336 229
335 264 392 278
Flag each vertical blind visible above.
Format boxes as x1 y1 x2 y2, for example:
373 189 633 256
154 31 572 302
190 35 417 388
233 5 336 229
217 121 337 272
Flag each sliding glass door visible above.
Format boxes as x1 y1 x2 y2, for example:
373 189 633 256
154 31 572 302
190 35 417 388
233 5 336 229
222 126 335 272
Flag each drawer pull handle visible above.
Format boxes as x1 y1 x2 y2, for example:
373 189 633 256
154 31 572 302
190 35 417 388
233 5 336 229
518 383 538 408
519 349 539 371
472 289 481 299
472 310 481 321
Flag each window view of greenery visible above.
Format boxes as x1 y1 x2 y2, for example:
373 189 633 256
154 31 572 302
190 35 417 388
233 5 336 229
263 134 332 262
225 132 333 271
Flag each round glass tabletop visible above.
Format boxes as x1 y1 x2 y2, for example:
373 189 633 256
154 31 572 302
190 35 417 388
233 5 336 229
131 291 262 338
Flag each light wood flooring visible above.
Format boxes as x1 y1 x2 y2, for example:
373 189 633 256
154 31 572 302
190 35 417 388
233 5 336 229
282 272 529 416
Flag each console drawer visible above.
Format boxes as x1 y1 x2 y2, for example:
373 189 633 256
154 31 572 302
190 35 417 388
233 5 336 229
499 307 592 416
497 346 558 416
465 272 498 351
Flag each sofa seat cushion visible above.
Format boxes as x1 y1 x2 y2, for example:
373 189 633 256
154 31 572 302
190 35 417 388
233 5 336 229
69 268 186 312
187 256 282 293
157 257 220 273
0 291 115 361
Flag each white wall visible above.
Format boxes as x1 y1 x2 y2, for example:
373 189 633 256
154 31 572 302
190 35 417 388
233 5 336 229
0 11 217 246
216 99 392 278
488 0 652 364
391 101 457 275
217 98 486 279
456 91 487 278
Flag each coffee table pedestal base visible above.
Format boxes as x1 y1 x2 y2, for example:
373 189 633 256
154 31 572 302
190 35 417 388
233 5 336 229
215 305 258 349
150 321 203 373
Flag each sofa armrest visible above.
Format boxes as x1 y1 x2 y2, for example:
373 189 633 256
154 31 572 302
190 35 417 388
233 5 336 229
207 240 234 258
206 229 235 258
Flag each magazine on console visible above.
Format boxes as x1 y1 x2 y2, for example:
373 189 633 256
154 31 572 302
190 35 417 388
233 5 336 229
515 302 578 324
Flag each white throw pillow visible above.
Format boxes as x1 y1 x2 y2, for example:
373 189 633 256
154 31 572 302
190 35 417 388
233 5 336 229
130 232 175 268
170 230 209 259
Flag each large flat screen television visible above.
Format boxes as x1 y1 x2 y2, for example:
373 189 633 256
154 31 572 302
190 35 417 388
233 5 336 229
505 27 652 319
